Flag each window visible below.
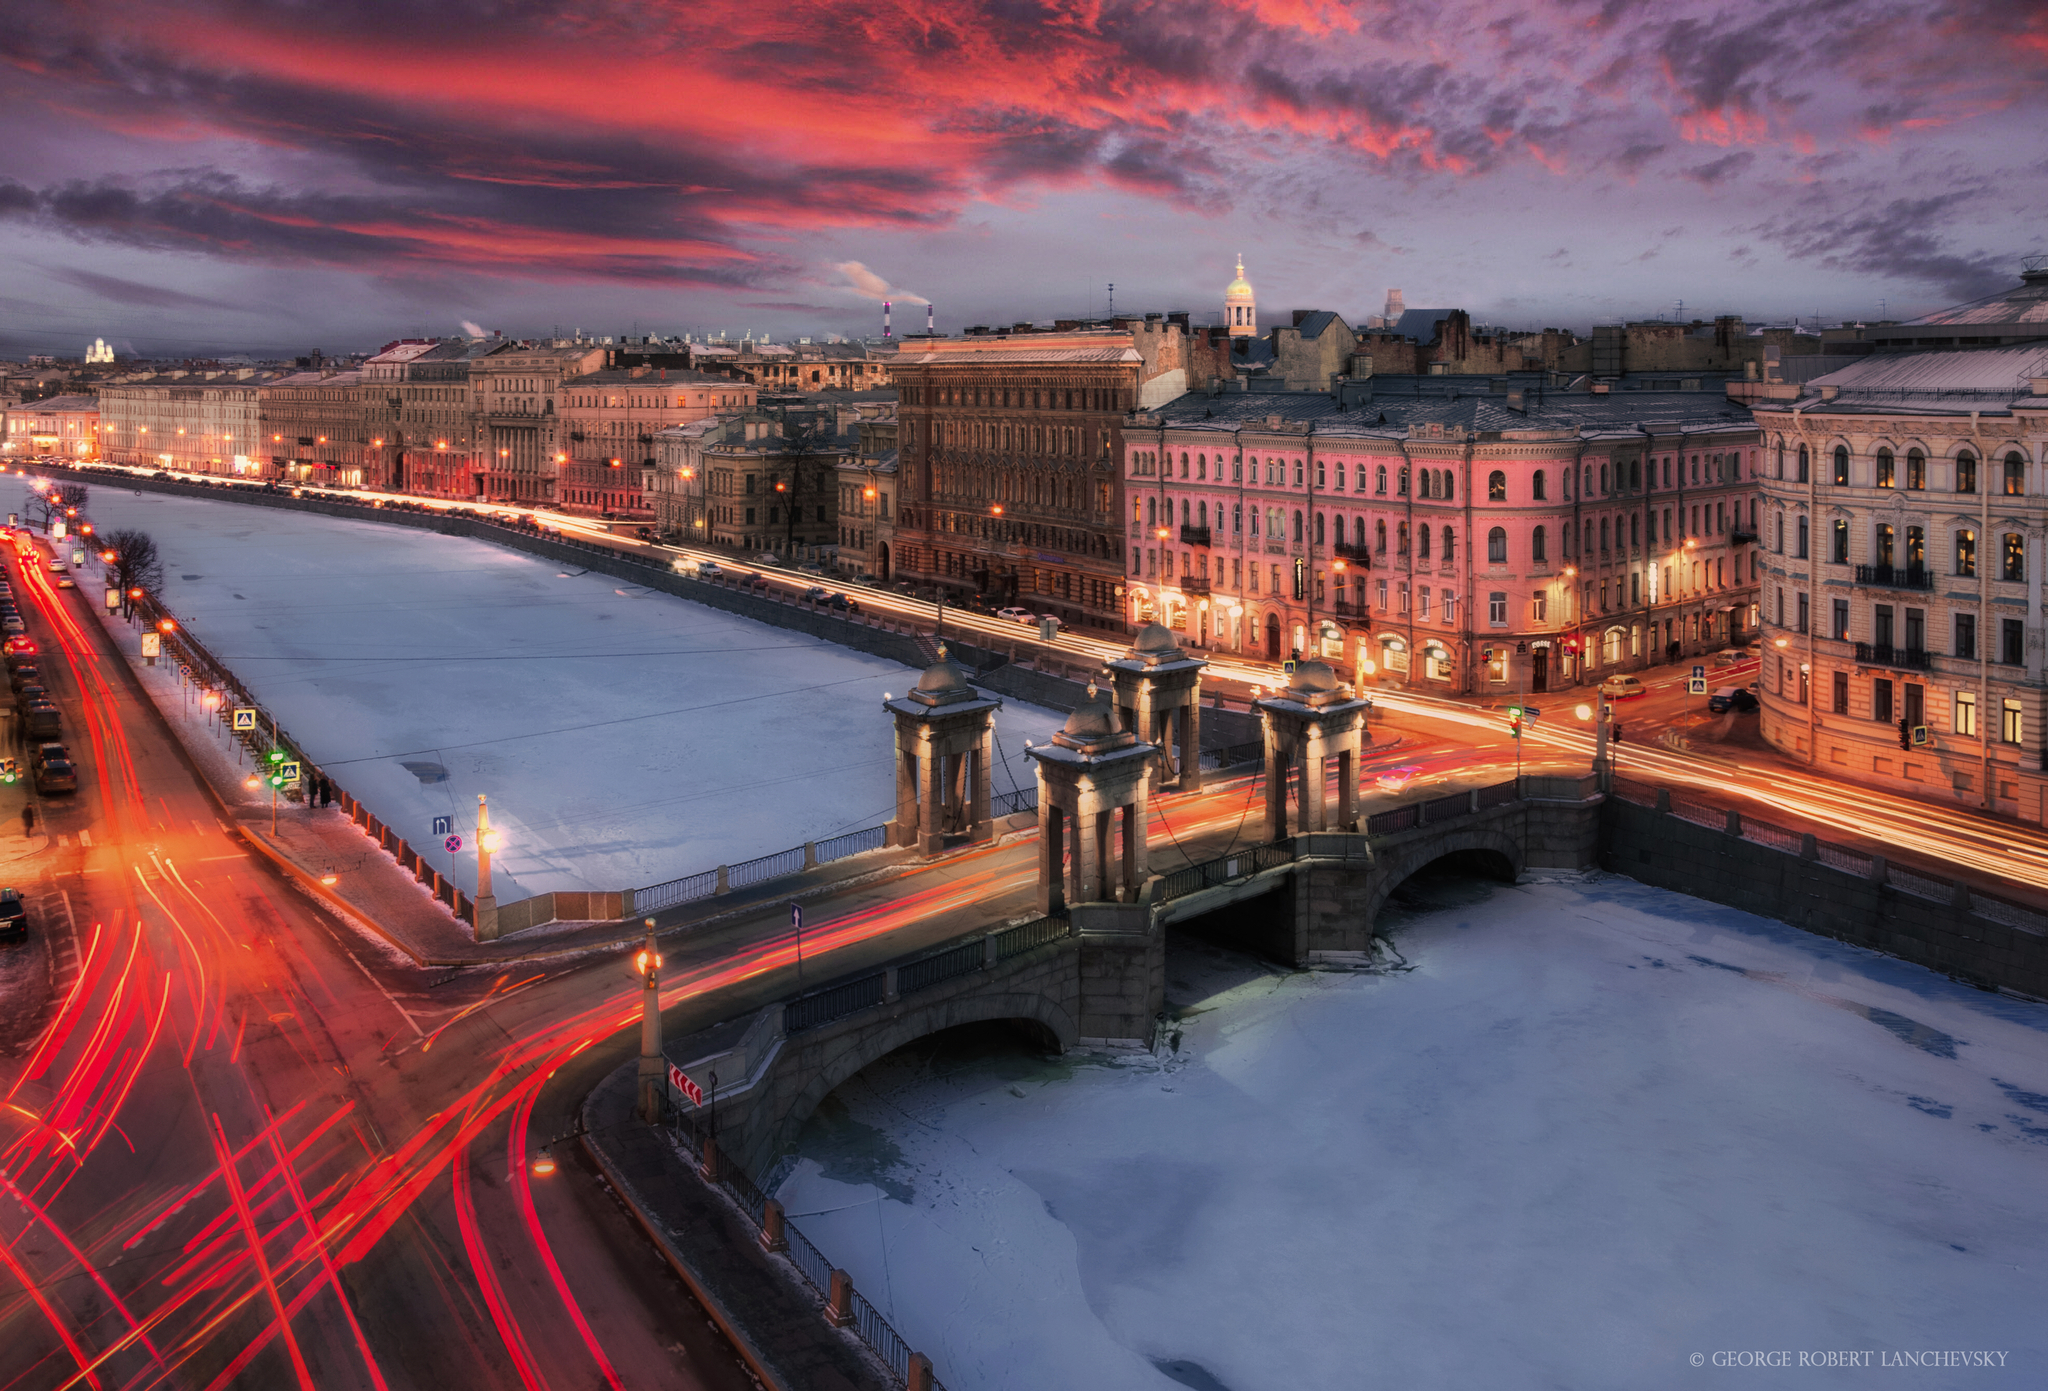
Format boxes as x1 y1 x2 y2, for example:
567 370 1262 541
1795 516 1809 558
1956 529 1976 577
1796 592 1809 634
1955 613 1976 659
2004 533 2025 582
1376 519 1387 553
1875 448 1894 488
1796 445 1809 482
1872 678 1893 724
1832 598 1849 640
2003 698 2024 745
1486 592 1507 625
1831 519 1848 563
1832 446 1849 486
1906 449 1926 490
1314 512 1325 546
1488 470 1506 501
1487 526 1507 564
1418 523 1432 560
2006 451 2026 496
1906 526 1925 569
1905 607 1925 651
1533 592 1547 621
1532 525 1547 564
1833 671 1849 714
1375 464 1387 495
1955 690 1977 736
1398 467 1410 496
1293 510 1304 543
1443 527 1456 562
1532 469 1546 500
1376 578 1388 609
2003 618 2025 666
1419 585 1432 620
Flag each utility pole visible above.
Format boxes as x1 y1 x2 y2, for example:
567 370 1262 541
636 918 664 1123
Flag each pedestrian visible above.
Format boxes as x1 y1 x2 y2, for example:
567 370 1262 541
320 774 334 808
20 805 33 838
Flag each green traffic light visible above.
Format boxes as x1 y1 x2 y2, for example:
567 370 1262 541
268 749 284 763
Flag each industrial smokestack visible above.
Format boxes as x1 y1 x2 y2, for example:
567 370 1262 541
884 300 892 338
927 303 935 335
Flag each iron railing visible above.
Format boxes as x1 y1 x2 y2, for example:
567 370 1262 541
1153 840 1296 904
783 971 888 1033
1853 642 1934 671
1420 792 1471 824
897 940 985 995
1852 563 1933 591
991 785 1039 817
816 825 887 863
993 913 1070 959
1178 525 1212 547
1366 804 1419 835
635 869 719 913
729 845 808 890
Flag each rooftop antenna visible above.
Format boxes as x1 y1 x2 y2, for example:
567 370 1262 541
884 299 892 339
1107 282 1115 319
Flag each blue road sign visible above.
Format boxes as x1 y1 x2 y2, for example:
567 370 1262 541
432 814 452 836
1691 664 1705 679
1687 677 1708 695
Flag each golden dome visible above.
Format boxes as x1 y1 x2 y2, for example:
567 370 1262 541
1224 254 1254 299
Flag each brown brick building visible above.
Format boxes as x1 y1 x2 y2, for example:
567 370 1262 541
891 318 1234 631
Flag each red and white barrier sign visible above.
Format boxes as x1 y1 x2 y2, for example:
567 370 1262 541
668 1064 703 1107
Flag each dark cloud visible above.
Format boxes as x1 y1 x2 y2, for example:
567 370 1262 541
42 265 240 310
1685 152 1755 187
1757 194 2016 301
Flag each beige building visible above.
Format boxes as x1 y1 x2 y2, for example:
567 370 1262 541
98 371 277 474
1753 332 2048 819
470 344 605 505
691 338 894 393
559 367 753 518
836 408 898 580
259 370 372 484
650 415 733 538
3 394 99 461
699 409 848 558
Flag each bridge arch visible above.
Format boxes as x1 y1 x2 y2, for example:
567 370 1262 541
1361 826 1523 930
762 991 1078 1167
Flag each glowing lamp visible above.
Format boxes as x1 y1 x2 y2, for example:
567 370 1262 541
480 829 503 853
319 874 339 886
1575 703 1593 720
634 948 662 975
530 1150 557 1177
127 587 144 598
158 619 177 633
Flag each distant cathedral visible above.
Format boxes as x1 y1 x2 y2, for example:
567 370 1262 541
84 337 114 364
1224 256 1256 336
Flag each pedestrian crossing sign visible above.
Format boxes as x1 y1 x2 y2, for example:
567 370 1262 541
279 761 301 783
1687 677 1708 695
232 708 256 731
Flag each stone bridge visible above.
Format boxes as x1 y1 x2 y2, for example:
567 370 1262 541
664 773 1602 1178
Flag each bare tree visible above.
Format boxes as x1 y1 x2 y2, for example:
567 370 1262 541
776 410 831 557
28 482 89 533
102 528 163 616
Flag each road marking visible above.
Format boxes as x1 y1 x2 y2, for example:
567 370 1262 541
193 819 215 839
77 829 91 847
337 946 425 1039
192 854 246 862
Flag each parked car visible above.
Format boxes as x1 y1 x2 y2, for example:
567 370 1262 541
55 578 74 590
3 636 37 661
9 664 39 692
32 746 76 794
802 585 830 602
995 606 1033 623
694 561 723 580
19 702 59 737
1708 685 1758 714
1036 614 1062 632
0 889 25 943
752 552 783 567
2 618 23 636
821 592 861 614
1598 675 1648 699
46 560 64 574
16 684 47 706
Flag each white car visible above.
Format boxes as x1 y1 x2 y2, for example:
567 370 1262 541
1598 675 1647 699
995 607 1033 623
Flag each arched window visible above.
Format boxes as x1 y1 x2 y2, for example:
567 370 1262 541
1375 465 1388 495
1630 514 1640 547
1146 497 1156 526
1906 448 1926 489
1832 445 1849 486
1957 451 1977 494
1398 467 1410 496
1629 459 1640 491
1198 500 1208 528
1418 524 1432 560
1488 470 1506 501
1600 517 1610 552
1956 529 1976 576
1180 452 1190 478
1376 519 1387 553
1795 444 1809 482
2005 451 2026 496
1314 512 1325 546
1442 527 1456 562
1532 469 1546 501
1443 471 1454 501
1233 503 1242 534
1293 510 1303 543
1353 517 1366 548
1532 525 1547 563
1418 471 1432 499
1875 448 1894 488
2004 532 2024 582
1487 526 1508 564
1397 521 1410 555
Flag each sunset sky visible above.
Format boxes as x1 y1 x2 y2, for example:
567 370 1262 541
2 0 2043 356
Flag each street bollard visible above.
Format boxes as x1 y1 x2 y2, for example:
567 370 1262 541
759 1198 788 1253
700 1134 720 1183
907 1352 933 1391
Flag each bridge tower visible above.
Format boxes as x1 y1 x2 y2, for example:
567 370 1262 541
885 646 1001 856
1256 659 1371 839
1026 681 1158 915
1106 622 1206 792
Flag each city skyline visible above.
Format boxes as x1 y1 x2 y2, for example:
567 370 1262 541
1 0 2043 356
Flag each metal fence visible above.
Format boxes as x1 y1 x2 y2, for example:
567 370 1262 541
1886 864 1952 904
1608 777 1660 808
729 845 808 891
1421 792 1472 825
1365 804 1418 835
783 971 888 1034
1670 794 1724 829
993 913 1070 960
634 869 720 914
1814 840 1872 876
1739 819 1804 855
816 825 887 864
991 785 1039 817
1153 840 1297 904
898 939 986 995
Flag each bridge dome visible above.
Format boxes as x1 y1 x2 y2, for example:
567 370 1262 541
1052 681 1137 753
1289 658 1341 694
1128 622 1181 658
909 645 976 706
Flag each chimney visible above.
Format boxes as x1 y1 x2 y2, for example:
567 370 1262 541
927 303 935 334
884 300 892 338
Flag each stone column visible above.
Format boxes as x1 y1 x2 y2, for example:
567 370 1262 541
1070 789 1099 907
971 723 993 840
1264 724 1289 842
1301 726 1327 832
893 743 919 847
1181 698 1203 791
1335 748 1356 830
921 733 944 855
1039 800 1065 915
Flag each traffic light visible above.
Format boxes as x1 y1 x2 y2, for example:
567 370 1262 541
1563 635 1581 655
268 749 285 765
1506 705 1523 737
1482 647 1495 663
1612 722 1625 745
0 758 16 785
1898 718 1910 750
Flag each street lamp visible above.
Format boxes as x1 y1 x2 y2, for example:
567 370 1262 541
636 916 664 1123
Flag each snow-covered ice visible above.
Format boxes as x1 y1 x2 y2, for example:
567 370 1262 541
51 486 1061 899
776 870 2048 1391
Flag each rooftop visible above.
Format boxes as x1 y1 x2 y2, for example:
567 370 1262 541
1141 382 1758 442
1759 343 2048 416
11 394 98 413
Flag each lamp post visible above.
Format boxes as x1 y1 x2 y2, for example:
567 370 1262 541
636 918 664 1123
474 794 500 940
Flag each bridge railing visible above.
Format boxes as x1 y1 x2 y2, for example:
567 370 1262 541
1153 841 1297 904
783 913 1075 1036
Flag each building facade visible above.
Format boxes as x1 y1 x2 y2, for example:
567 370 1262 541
558 368 751 518
836 408 898 581
471 345 605 505
697 410 847 557
691 339 895 393
1753 343 2048 819
98 372 276 474
891 320 1234 630
2 394 99 460
259 370 372 484
1124 384 1761 692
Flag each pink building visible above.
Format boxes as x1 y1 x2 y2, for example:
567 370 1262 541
1122 385 1761 696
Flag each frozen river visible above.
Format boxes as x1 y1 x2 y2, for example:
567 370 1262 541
776 869 2048 1390
51 484 1061 899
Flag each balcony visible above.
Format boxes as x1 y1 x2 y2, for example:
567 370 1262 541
1179 525 1212 547
1853 563 1932 591
1854 642 1934 671
1178 576 1212 595
1730 529 1758 545
1333 539 1372 564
